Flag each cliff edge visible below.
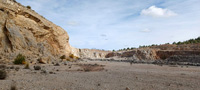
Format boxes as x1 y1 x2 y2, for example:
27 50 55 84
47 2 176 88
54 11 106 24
0 0 71 63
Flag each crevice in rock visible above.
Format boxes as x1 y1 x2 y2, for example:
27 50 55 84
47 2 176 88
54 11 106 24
43 25 50 30
18 12 41 24
0 8 5 12
3 20 13 51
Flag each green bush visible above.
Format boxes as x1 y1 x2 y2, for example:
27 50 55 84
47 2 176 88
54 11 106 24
26 5 31 9
13 54 26 65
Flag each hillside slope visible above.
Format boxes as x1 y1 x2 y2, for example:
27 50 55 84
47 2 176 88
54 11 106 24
0 0 72 63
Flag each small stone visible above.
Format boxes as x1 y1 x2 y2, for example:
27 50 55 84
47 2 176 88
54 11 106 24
125 87 130 90
34 66 41 70
54 63 60 66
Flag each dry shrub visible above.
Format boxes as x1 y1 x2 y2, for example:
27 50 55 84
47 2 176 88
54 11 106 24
0 70 7 80
24 63 30 69
26 5 31 9
69 54 80 60
60 55 66 60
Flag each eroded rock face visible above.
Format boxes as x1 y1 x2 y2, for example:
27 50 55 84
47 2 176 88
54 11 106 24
71 47 110 59
0 0 71 63
105 47 200 63
105 49 159 60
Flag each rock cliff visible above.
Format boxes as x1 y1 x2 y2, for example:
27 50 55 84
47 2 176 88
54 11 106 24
0 0 199 65
0 0 71 63
105 44 200 64
105 49 159 61
71 47 110 59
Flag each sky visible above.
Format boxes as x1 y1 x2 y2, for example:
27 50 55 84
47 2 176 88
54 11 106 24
16 0 200 50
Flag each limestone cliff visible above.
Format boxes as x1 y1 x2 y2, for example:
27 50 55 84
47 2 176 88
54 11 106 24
71 47 110 59
0 0 71 63
105 44 200 64
105 49 159 61
1 0 199 65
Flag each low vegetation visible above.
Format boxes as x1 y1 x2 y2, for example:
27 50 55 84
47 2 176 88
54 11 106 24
26 5 31 9
60 55 66 60
116 36 200 51
69 54 75 59
13 54 26 65
66 54 80 61
24 63 30 69
173 37 200 45
0 70 7 80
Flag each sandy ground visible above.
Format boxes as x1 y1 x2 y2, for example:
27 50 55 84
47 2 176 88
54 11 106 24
0 60 200 90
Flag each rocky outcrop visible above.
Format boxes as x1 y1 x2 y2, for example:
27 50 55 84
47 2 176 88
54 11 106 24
156 50 200 60
0 0 199 65
105 49 159 60
105 47 200 63
149 44 200 51
71 47 110 59
0 0 71 63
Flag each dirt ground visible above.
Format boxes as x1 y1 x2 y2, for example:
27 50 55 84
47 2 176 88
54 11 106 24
0 60 200 90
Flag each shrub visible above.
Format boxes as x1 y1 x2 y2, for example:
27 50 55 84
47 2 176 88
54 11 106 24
24 63 30 69
60 55 66 60
26 5 31 9
13 54 26 65
66 58 72 61
69 54 75 59
69 54 80 60
0 70 7 80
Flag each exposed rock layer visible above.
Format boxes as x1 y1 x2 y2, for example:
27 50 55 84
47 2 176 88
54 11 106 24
0 0 199 65
0 0 71 63
105 44 200 63
71 47 110 59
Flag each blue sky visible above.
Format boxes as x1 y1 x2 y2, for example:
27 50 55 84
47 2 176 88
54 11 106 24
16 0 200 50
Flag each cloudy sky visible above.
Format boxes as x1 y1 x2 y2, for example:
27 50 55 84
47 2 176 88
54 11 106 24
16 0 200 50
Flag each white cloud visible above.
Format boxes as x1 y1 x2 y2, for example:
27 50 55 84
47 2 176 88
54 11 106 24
100 34 107 37
141 6 177 17
140 28 151 33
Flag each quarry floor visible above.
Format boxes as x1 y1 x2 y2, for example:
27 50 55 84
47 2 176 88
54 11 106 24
1 60 200 90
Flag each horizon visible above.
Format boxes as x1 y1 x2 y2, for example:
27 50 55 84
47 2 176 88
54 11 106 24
16 0 200 50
